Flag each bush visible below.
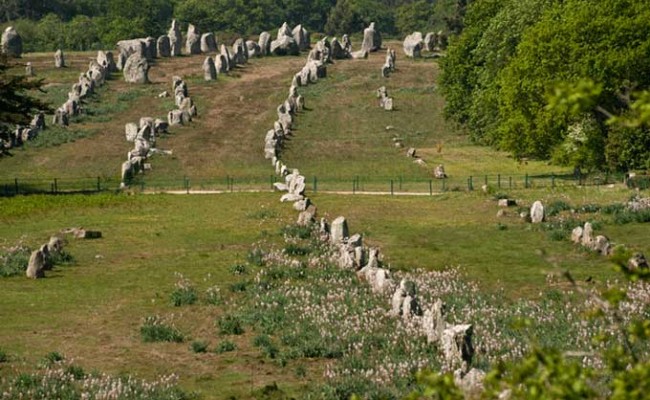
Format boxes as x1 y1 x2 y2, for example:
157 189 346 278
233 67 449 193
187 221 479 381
546 200 572 217
170 287 198 307
217 315 244 335
0 349 8 363
190 340 208 353
43 351 64 365
204 286 222 305
140 316 184 343
0 247 31 277
247 248 265 266
281 224 313 240
229 281 247 293
65 365 86 380
284 243 311 256
215 340 237 354
229 264 247 275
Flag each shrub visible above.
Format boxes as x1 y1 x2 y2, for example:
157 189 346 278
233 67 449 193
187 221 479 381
284 243 311 256
229 281 247 293
170 274 198 306
140 316 184 343
0 247 31 277
0 349 8 363
190 340 208 353
43 351 64 365
215 340 237 354
247 248 265 266
281 224 312 240
170 287 198 307
546 200 572 217
65 365 86 380
229 264 247 275
204 286 222 305
217 315 244 335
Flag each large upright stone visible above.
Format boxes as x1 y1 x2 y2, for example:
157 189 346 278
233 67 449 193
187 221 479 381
143 37 156 60
530 201 544 223
117 39 145 58
123 53 149 83
441 324 474 369
1 27 22 58
403 32 423 58
202 57 216 81
361 22 381 53
26 249 45 279
220 44 232 71
246 40 260 58
270 35 299 56
232 38 248 65
424 32 436 52
292 24 310 51
54 49 65 68
97 51 117 72
168 19 182 56
330 216 349 243
258 32 271 56
215 54 228 74
157 35 171 57
185 24 201 55
200 33 217 53
423 299 446 344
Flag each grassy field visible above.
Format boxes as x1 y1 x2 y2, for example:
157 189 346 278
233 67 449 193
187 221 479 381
1 42 649 399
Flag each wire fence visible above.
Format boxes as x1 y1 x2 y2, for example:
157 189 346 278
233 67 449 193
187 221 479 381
2 171 646 197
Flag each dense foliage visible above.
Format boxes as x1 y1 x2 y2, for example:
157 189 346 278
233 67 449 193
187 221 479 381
440 0 650 172
0 0 468 52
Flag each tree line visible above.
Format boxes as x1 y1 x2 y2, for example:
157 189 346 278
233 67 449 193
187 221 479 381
439 0 650 172
0 0 465 52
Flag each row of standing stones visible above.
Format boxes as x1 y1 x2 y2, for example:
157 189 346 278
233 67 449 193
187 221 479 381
25 228 101 279
264 22 485 395
504 199 649 270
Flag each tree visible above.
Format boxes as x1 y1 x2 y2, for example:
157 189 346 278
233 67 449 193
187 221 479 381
0 55 52 142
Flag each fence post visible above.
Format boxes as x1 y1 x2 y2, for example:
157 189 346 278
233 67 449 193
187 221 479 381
525 173 529 188
54 178 58 194
484 175 488 186
185 176 190 194
270 175 274 190
498 174 501 189
97 176 101 191
140 179 145 191
14 178 18 195
230 177 234 192
313 176 317 193
509 176 512 189
352 178 356 194
551 173 555 188
390 179 394 195
399 176 403 191
429 180 432 196
468 176 473 191
442 178 446 191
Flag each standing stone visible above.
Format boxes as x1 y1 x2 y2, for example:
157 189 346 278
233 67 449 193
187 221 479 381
185 24 201 55
361 22 381 53
25 62 33 76
168 19 182 56
246 40 260 58
434 164 447 179
30 112 45 130
582 222 594 246
215 54 228 74
441 324 474 369
47 237 63 254
331 38 349 59
423 300 446 344
628 253 649 270
530 201 544 223
53 109 69 126
270 35 299 56
1 27 22 58
341 34 352 53
330 216 349 243
54 49 65 68
97 51 117 72
571 226 583 244
403 32 423 58
424 32 436 52
258 32 271 56
292 24 310 51
143 37 156 60
26 249 45 278
202 57 217 81
200 33 217 53
123 53 149 83
125 122 139 141
116 39 145 58
593 235 611 255
157 35 171 57
232 38 248 65
220 44 232 71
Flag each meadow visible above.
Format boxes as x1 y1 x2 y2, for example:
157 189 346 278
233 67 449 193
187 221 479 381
1 41 649 399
